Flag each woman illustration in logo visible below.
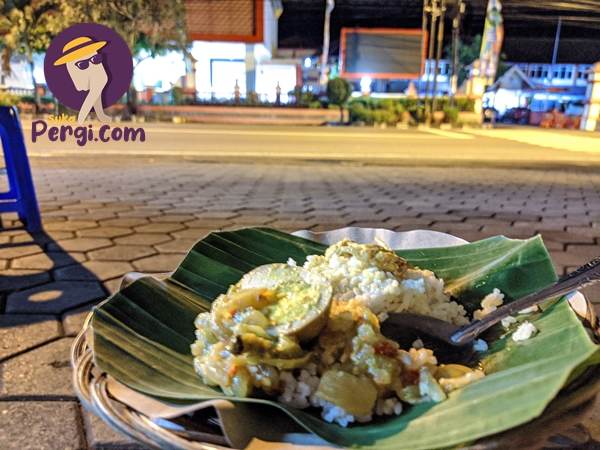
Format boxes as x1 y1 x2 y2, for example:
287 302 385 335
53 36 111 124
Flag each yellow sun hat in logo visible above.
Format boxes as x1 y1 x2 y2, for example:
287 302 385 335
53 36 107 66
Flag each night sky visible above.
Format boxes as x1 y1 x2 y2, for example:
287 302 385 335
278 0 600 64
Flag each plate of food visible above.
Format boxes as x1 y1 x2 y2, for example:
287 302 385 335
71 227 600 450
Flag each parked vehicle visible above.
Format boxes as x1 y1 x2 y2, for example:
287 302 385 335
501 107 530 125
482 107 498 124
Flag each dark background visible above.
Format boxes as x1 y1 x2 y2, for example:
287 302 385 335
279 0 600 63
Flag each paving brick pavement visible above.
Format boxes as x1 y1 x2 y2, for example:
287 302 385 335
1 156 600 449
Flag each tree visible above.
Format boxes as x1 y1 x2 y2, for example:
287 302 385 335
58 0 189 117
326 77 352 124
0 0 190 116
0 0 65 112
445 34 507 87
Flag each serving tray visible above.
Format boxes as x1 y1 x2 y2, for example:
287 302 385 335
71 228 600 450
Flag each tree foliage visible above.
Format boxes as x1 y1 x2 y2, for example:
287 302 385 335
326 77 352 106
56 0 187 57
445 34 508 86
58 0 190 115
0 0 66 108
326 77 352 124
444 34 482 87
0 1 62 55
0 0 189 113
0 0 188 63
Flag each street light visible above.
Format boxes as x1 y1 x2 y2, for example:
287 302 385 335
450 0 466 107
431 0 447 117
319 0 335 89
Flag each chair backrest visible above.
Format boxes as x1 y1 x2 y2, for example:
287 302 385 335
0 106 42 232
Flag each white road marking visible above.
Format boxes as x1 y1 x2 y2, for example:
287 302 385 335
25 148 462 159
463 128 600 153
420 128 474 140
22 125 467 140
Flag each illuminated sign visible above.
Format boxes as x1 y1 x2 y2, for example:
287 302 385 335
340 28 426 80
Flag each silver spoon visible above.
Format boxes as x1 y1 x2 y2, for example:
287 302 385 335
381 257 600 348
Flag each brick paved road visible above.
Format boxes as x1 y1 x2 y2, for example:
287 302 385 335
1 156 600 449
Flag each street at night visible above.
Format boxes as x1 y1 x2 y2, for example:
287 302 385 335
21 121 600 166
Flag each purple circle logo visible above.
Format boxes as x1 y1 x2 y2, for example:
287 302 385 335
44 23 133 123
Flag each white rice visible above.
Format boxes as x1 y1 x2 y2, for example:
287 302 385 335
278 365 363 426
512 321 538 341
412 338 424 349
501 315 517 329
518 305 538 314
375 398 403 416
286 257 298 267
473 288 505 320
303 251 469 326
278 365 402 426
278 369 319 410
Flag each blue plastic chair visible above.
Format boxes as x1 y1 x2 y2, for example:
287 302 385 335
0 106 41 232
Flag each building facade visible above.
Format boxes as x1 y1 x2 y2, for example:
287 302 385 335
185 0 301 103
513 62 591 88
483 62 591 123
